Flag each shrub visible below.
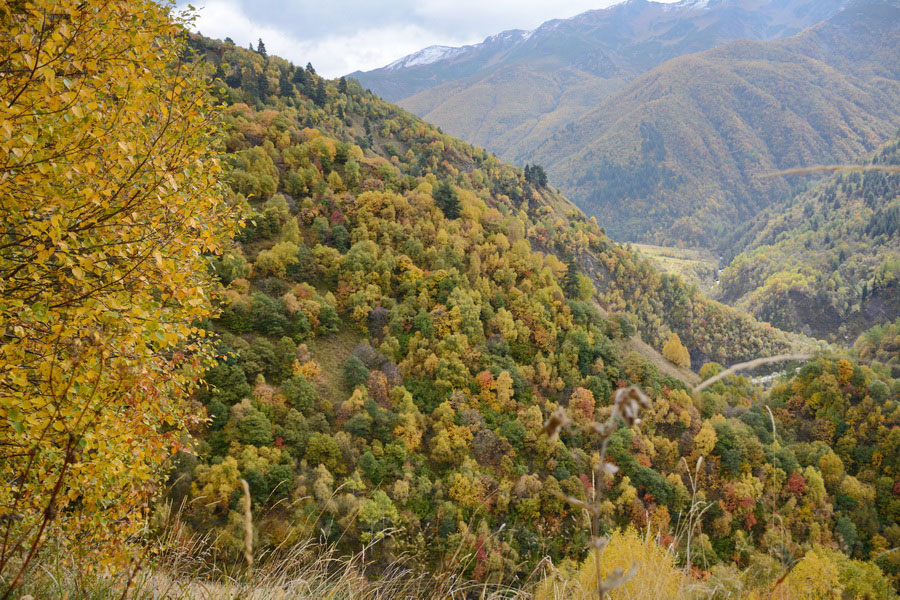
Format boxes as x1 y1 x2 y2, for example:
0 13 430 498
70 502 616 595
535 528 690 600
771 546 898 600
238 407 275 447
282 374 318 413
305 433 344 474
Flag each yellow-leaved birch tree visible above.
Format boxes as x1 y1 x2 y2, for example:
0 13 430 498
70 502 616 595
0 0 239 589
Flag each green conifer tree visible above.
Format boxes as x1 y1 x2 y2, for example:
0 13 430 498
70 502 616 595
434 181 460 219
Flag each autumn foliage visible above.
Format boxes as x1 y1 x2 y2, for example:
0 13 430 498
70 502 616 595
662 332 691 368
0 0 238 583
152 35 900 596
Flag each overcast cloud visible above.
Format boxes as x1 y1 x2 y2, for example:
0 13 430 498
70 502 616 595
178 0 678 78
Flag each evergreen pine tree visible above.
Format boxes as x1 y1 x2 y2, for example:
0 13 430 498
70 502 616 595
256 38 267 58
256 71 269 102
434 181 460 219
292 65 308 96
225 68 241 89
524 163 548 187
314 79 327 106
279 68 293 97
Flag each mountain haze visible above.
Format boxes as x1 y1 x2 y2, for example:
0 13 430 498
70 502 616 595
353 0 850 104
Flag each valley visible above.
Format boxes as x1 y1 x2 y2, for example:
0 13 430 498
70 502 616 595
631 243 719 292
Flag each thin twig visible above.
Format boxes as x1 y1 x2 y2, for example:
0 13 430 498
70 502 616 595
240 478 253 577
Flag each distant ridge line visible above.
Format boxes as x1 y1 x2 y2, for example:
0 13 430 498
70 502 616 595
761 164 900 178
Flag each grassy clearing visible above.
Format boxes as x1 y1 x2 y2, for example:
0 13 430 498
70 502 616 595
626 334 700 387
631 244 719 292
305 325 364 405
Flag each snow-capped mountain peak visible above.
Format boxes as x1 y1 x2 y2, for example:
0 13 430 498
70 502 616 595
386 45 465 70
484 29 532 44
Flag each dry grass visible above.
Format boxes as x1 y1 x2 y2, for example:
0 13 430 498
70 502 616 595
305 325 364 401
540 386 654 598
13 539 532 600
12 541 715 600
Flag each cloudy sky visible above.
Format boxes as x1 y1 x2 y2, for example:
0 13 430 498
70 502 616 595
178 0 679 78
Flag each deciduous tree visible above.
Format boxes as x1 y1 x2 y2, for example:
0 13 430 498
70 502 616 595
0 0 238 583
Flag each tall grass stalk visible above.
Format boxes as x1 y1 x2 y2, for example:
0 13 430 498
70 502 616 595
541 385 651 598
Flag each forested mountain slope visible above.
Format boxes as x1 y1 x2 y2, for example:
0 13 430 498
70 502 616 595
717 135 900 343
153 36 900 593
529 1 900 248
202 39 795 369
350 1 899 251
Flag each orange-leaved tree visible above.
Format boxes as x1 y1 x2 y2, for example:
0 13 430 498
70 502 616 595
0 0 239 590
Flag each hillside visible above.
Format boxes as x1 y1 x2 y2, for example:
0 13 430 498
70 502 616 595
530 1 900 248
389 0 852 176
717 135 900 342
151 35 900 593
351 1 900 251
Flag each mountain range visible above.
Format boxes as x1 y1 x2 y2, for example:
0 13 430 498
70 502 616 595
352 0 851 104
351 0 900 249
